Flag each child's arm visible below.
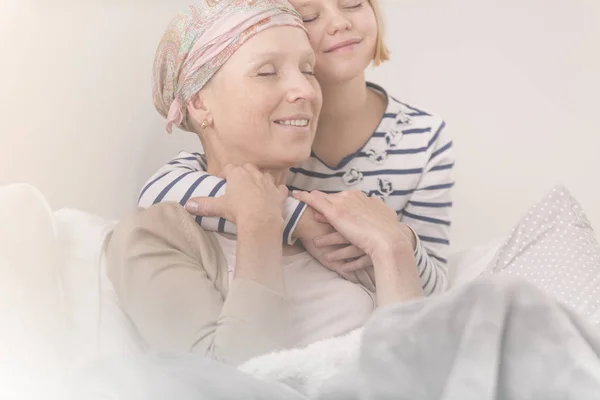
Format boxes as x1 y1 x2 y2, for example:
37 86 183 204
138 151 307 244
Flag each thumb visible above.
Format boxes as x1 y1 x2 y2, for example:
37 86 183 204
278 184 290 197
185 196 228 218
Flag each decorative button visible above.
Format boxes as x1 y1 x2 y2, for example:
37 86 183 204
342 168 364 186
366 148 388 165
385 129 402 148
377 177 393 197
396 110 412 125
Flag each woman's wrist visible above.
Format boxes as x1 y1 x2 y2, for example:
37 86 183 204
398 224 418 250
370 231 414 262
371 244 424 306
236 217 284 293
371 242 413 270
237 211 284 234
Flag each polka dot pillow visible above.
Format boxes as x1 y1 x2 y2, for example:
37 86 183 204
481 185 600 324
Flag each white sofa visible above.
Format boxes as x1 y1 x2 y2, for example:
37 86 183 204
0 183 502 399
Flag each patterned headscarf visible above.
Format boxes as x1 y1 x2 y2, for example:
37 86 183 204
153 0 306 133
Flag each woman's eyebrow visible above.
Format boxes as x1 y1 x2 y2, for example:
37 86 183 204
248 50 314 66
247 52 281 67
294 1 312 11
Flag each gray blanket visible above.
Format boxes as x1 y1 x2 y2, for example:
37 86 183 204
70 278 600 400
321 277 600 400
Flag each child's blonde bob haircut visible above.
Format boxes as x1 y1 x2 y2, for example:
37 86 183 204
369 0 389 65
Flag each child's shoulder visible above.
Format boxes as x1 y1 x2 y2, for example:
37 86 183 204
369 82 446 131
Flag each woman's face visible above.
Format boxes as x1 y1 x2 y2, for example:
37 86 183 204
196 26 321 171
290 0 378 84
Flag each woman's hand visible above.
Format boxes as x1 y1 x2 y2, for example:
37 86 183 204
292 190 413 260
292 190 424 305
185 164 288 229
294 207 374 280
186 164 288 291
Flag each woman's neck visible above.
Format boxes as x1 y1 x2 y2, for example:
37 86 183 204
205 155 289 186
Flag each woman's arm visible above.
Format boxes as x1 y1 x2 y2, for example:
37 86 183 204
369 234 424 307
106 202 288 366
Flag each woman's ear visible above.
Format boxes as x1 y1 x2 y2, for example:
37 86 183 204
187 94 214 129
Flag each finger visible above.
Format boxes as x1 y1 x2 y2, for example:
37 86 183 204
219 164 236 179
278 184 290 197
313 212 328 223
243 163 263 180
325 245 364 263
318 258 357 283
292 190 335 216
340 255 373 273
264 172 275 184
314 231 348 247
185 197 228 218
338 270 360 284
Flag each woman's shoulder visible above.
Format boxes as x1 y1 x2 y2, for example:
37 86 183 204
107 202 223 267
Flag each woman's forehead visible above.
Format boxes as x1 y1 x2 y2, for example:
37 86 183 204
234 26 313 59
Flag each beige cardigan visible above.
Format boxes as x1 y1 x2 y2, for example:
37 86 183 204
106 202 290 366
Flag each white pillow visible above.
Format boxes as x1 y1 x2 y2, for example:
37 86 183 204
53 208 145 364
448 238 505 288
0 183 67 399
482 185 600 324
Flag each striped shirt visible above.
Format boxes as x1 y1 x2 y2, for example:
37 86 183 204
138 82 455 295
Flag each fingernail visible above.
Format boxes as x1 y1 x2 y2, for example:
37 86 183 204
185 201 198 212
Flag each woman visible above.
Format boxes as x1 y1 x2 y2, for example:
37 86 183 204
138 0 454 296
108 0 423 368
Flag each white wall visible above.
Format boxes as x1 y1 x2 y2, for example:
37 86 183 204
1 0 599 251
370 0 600 250
0 0 199 219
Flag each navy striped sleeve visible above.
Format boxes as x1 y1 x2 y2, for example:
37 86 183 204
138 151 304 243
399 120 455 295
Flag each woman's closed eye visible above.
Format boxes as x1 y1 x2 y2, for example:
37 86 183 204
256 65 277 77
257 70 313 77
302 14 318 23
257 71 277 77
302 64 316 76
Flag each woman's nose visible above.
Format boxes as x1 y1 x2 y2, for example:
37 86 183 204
286 72 319 103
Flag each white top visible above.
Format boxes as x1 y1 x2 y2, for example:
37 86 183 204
214 234 375 347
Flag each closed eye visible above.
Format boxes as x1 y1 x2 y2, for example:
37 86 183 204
345 1 364 9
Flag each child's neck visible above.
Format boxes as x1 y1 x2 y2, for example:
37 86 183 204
312 75 387 167
319 74 370 122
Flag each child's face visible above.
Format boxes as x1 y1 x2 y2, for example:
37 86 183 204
291 0 378 84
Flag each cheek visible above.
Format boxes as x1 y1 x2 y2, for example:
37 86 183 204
225 94 274 142
313 81 323 110
363 10 379 41
305 25 324 52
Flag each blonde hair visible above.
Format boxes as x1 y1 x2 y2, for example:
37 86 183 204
369 0 390 65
